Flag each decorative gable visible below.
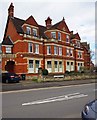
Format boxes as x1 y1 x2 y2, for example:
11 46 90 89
25 15 38 27
2 36 14 46
57 18 70 33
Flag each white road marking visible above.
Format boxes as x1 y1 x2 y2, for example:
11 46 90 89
1 83 95 94
22 92 88 106
93 89 97 91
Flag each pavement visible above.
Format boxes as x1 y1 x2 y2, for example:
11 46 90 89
2 78 96 92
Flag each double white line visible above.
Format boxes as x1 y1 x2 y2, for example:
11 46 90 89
22 92 88 106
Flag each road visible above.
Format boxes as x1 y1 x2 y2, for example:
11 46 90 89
2 83 96 118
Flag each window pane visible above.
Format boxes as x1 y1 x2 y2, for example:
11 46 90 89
66 48 69 56
6 47 11 53
47 61 51 68
59 61 62 68
66 35 69 43
58 32 61 40
26 27 31 35
54 46 58 55
35 44 39 54
59 47 62 56
67 62 69 65
47 46 51 55
33 28 37 36
29 60 33 68
54 61 58 68
35 60 39 68
51 32 56 39
28 43 33 52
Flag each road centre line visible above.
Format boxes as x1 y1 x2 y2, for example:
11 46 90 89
1 83 95 94
22 92 88 106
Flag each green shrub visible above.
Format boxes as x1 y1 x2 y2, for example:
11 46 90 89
42 69 48 75
65 71 70 74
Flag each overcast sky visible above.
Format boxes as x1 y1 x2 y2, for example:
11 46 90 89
0 0 96 64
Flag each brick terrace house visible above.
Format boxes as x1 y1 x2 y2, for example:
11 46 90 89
1 3 91 77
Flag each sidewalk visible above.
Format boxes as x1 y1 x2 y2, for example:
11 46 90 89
20 79 96 89
2 79 96 92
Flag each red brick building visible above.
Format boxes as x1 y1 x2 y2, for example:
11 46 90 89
1 3 91 77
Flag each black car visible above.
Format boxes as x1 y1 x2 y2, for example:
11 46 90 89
2 72 21 83
81 99 97 120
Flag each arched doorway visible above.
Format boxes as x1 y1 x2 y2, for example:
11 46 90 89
5 61 15 73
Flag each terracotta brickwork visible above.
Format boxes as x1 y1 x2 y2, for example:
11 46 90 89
1 3 91 76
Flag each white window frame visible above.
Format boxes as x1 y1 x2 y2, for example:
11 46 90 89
26 26 31 35
47 61 52 68
28 60 34 73
54 61 58 72
66 35 69 43
78 51 82 58
59 61 62 72
28 43 33 53
29 60 33 68
6 47 12 53
47 46 51 55
47 61 52 73
33 28 37 37
54 46 58 55
66 48 69 56
58 32 61 41
70 49 73 57
35 44 39 54
35 60 40 73
51 32 56 39
59 47 62 56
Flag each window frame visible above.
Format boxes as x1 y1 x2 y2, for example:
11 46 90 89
66 35 70 43
59 47 62 56
28 43 33 53
35 44 39 54
58 32 61 41
6 47 12 54
51 32 56 39
47 46 51 55
54 46 58 55
26 26 31 35
33 28 37 37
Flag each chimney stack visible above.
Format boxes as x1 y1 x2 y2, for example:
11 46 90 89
8 3 14 17
45 17 52 29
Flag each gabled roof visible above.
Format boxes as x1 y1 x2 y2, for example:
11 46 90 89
81 42 90 51
25 15 38 27
48 18 70 33
38 25 48 39
2 36 14 45
74 33 81 40
11 17 25 34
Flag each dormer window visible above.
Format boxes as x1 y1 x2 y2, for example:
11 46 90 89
66 35 69 43
58 32 61 41
26 26 31 35
33 28 37 37
51 32 56 39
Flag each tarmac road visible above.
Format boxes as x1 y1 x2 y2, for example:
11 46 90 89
2 82 96 118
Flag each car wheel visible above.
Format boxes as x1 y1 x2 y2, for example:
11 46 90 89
6 79 9 83
16 81 19 83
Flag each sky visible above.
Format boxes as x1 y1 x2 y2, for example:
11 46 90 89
0 0 96 64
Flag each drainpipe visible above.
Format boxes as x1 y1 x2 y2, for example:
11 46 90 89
43 39 45 69
74 45 77 72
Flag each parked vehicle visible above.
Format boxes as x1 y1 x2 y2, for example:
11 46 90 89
81 99 97 119
2 72 21 83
